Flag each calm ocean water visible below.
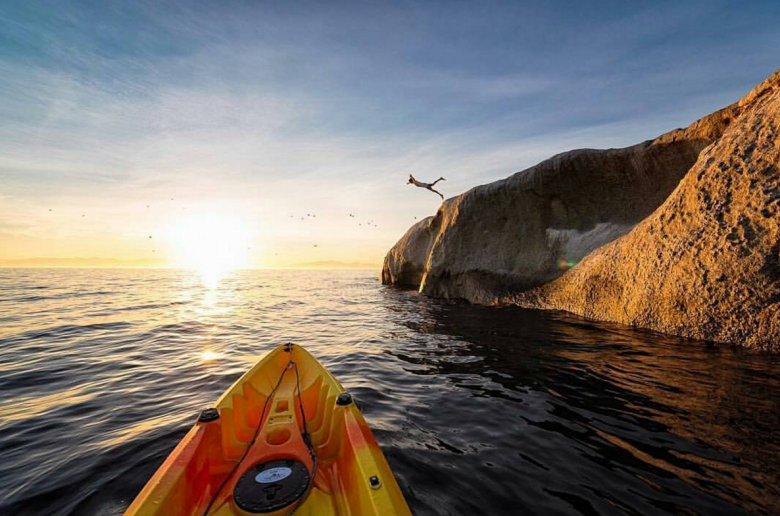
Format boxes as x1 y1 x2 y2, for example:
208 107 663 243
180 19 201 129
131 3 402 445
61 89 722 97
0 268 779 516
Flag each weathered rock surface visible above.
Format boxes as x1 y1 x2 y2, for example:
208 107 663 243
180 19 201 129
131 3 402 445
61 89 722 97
516 69 780 351
383 67 780 350
381 216 438 287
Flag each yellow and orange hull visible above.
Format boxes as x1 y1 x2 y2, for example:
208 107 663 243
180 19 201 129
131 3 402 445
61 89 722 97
124 344 412 516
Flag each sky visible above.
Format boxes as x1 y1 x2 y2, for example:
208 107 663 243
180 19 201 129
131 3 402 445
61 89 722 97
1 0 779 269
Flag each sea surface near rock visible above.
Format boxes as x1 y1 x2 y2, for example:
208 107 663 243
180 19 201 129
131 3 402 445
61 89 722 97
382 67 780 350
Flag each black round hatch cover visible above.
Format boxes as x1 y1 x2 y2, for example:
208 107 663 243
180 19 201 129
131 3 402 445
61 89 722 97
233 459 311 513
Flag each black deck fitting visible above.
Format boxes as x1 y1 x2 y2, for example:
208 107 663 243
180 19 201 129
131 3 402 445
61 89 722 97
336 392 353 406
198 408 220 423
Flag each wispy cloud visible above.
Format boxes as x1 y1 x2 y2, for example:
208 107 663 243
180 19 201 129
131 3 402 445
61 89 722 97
1 0 779 265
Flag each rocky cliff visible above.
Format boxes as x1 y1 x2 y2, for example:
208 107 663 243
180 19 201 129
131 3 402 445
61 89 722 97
382 67 780 350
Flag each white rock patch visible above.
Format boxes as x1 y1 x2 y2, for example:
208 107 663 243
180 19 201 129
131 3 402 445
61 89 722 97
546 223 634 263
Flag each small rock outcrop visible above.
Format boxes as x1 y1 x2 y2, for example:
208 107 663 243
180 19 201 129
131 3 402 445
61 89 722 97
382 66 780 350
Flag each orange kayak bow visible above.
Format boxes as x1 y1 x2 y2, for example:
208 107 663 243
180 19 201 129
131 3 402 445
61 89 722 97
124 343 412 516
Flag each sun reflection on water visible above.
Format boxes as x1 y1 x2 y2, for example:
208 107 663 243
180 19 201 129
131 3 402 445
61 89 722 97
199 268 223 290
200 349 221 362
183 267 238 319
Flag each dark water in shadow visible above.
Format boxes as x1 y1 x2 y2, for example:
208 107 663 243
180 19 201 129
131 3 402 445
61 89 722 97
0 269 778 515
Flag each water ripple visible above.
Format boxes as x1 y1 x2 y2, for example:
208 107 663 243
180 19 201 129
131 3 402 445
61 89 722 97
0 269 778 516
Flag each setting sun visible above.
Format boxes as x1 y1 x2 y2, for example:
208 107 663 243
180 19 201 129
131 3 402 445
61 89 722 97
165 212 253 273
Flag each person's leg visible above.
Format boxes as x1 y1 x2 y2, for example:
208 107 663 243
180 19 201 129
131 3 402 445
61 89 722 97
429 187 444 200
430 177 445 186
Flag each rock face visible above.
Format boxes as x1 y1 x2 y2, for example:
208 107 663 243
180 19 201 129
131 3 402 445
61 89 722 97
383 67 780 350
381 216 438 287
516 69 780 351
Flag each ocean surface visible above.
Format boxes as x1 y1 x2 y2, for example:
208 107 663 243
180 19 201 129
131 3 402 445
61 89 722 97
0 268 779 516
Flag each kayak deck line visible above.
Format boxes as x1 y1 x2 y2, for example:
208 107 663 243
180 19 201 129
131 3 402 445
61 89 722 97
123 343 412 516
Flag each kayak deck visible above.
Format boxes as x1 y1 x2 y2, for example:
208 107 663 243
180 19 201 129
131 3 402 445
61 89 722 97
124 344 412 516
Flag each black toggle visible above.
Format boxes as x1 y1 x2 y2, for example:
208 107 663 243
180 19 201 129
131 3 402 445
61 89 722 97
198 408 220 423
336 392 353 406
